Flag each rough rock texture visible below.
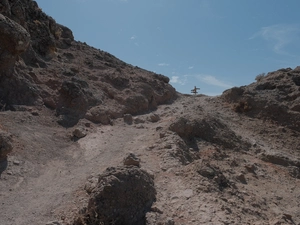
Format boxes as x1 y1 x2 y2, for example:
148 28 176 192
169 114 250 150
123 152 140 167
72 127 87 139
0 13 30 73
123 113 133 124
1 81 300 225
1 0 73 59
222 67 300 131
75 166 156 225
0 0 176 127
0 1 300 225
0 130 13 160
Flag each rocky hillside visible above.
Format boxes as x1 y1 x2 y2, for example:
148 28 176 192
0 1 299 225
223 67 300 132
0 0 176 127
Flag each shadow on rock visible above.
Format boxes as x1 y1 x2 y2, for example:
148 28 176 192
169 115 251 150
74 166 156 225
0 158 8 177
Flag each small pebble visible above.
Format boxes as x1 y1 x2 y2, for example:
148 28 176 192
13 160 20 165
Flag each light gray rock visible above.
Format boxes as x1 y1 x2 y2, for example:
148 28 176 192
123 152 140 167
236 173 247 184
73 127 87 138
148 113 160 123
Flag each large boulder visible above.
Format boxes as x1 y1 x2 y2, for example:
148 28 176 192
75 166 156 225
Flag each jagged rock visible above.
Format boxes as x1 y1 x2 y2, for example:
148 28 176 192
123 114 133 124
148 113 160 123
236 173 247 184
56 80 95 127
73 127 87 139
269 214 295 225
169 115 250 149
245 163 257 174
123 153 140 167
0 0 10 15
287 166 300 179
195 161 231 190
75 166 156 225
196 164 216 179
259 152 300 167
0 13 30 73
123 94 149 114
213 172 231 191
145 212 157 225
0 1 176 125
85 106 111 125
84 176 98 194
222 67 300 132
134 117 145 124
169 117 194 138
165 218 175 225
0 130 13 160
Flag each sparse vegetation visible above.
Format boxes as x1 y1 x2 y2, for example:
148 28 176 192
232 101 251 113
255 73 265 82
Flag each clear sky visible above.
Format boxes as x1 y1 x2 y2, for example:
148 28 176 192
36 0 300 96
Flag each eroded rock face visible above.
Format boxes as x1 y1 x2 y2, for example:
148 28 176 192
0 0 74 109
169 115 250 150
0 0 177 126
222 67 300 131
0 0 11 15
1 0 74 58
75 166 156 225
194 161 231 191
0 13 30 73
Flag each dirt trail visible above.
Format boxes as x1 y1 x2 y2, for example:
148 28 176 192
1 94 300 225
0 95 195 224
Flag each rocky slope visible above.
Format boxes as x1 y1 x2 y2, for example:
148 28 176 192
0 1 300 225
223 67 300 132
0 0 176 127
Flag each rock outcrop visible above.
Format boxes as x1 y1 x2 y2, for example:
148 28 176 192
222 67 300 131
169 115 250 150
0 0 176 127
75 166 156 225
0 13 30 73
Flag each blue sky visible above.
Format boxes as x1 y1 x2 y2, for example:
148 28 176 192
36 0 300 96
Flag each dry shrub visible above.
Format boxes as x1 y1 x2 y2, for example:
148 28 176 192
232 101 251 113
255 73 265 82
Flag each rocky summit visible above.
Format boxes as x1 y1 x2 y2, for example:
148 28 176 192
0 1 299 225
